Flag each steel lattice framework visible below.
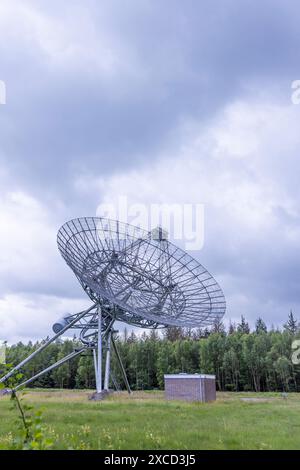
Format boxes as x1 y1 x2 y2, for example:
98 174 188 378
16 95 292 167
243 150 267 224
1 216 226 396
57 217 226 328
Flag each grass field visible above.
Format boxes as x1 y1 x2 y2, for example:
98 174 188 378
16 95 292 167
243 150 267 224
1 389 300 450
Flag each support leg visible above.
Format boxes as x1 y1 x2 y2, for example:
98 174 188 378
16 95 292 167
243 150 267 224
96 305 102 393
93 348 98 391
104 330 112 391
111 335 131 394
0 303 96 385
14 348 86 391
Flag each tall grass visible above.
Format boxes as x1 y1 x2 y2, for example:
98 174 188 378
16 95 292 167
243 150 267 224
1 390 300 450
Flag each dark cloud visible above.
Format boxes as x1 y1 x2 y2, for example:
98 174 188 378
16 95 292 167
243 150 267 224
1 0 300 340
1 0 299 202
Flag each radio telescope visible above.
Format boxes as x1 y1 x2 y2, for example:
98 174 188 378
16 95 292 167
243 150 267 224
0 217 226 396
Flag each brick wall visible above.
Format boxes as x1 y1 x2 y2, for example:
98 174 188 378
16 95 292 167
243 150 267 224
164 375 216 402
204 377 216 401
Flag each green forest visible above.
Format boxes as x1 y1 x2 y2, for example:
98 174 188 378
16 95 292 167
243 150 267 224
2 312 300 393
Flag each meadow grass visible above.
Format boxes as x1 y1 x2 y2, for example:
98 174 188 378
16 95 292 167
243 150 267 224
1 390 300 450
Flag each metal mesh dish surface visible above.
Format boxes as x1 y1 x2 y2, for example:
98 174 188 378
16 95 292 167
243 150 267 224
57 217 226 328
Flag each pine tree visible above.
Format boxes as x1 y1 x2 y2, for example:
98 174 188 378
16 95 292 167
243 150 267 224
255 317 267 334
212 318 226 335
284 310 298 335
202 327 211 338
237 315 250 334
228 321 236 335
148 329 159 342
163 326 184 342
127 331 138 343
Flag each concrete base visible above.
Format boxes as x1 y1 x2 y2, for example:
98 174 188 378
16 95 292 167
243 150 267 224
88 389 113 401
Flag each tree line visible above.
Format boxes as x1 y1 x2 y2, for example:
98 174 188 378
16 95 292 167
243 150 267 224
2 311 300 392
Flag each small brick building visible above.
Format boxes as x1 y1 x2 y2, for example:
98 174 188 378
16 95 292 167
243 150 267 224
164 374 216 402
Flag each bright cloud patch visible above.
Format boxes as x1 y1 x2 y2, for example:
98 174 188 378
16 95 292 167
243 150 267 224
93 99 300 326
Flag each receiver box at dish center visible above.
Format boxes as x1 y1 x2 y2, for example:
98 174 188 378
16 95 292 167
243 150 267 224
164 374 216 402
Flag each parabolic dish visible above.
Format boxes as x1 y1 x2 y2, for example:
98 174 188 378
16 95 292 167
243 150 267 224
57 217 226 328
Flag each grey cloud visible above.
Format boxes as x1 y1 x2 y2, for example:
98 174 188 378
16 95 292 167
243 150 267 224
1 0 300 204
1 0 300 340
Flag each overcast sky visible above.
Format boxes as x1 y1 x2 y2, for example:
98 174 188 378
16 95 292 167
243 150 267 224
1 0 300 343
